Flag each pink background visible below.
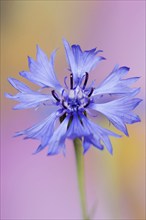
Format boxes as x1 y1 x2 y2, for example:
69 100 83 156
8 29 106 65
1 1 145 219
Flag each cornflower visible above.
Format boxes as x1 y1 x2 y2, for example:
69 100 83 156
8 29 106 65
6 39 142 155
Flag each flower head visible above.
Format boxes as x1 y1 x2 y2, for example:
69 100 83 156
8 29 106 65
5 39 142 155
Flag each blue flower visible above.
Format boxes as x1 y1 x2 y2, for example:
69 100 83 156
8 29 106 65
5 39 142 155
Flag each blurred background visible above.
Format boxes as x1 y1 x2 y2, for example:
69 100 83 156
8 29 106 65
1 1 145 219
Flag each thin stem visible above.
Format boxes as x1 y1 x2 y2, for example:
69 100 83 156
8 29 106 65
74 138 89 220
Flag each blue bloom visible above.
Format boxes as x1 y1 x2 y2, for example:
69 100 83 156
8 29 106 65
5 39 142 155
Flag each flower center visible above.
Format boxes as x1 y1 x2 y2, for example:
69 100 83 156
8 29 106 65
51 73 94 112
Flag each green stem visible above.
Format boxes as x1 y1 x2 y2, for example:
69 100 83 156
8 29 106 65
74 138 89 220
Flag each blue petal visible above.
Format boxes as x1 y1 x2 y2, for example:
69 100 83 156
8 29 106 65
82 139 91 154
63 39 77 78
89 90 142 136
81 115 120 154
63 38 104 84
66 113 90 139
20 46 62 92
93 65 140 96
83 137 104 153
47 115 70 155
16 111 59 153
7 78 32 92
5 78 53 109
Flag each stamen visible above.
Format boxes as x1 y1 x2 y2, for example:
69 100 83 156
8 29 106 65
88 87 94 97
83 72 89 89
51 90 60 102
84 99 90 108
62 100 67 109
70 73 73 89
